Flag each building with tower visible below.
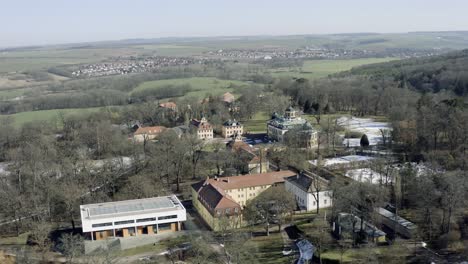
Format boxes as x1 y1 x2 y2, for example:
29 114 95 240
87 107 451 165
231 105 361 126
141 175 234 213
267 106 318 148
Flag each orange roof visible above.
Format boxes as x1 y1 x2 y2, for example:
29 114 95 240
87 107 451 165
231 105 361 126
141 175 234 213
134 126 167 135
208 170 296 190
229 140 255 154
222 92 235 103
159 102 177 109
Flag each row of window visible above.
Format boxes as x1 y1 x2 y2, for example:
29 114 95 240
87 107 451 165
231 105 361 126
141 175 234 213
234 185 267 192
91 215 178 228
216 207 239 215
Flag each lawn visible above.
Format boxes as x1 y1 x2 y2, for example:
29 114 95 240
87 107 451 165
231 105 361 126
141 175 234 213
2 107 103 127
132 77 253 99
0 232 29 245
269 58 398 80
248 232 292 264
242 112 269 133
0 88 30 100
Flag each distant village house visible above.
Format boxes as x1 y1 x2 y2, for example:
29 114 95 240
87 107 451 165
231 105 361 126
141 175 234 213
133 126 167 142
159 101 177 111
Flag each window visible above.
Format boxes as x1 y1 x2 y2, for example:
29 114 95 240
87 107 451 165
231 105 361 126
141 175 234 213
159 223 171 231
158 215 178 220
324 199 328 205
92 222 112 228
114 220 134 225
313 201 316 206
234 208 239 213
226 208 231 214
136 217 156 223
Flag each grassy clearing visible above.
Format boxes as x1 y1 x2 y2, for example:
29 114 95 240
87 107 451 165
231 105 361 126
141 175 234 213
269 58 397 80
249 232 292 264
3 107 103 127
0 88 30 100
132 77 252 98
242 112 269 133
0 232 29 245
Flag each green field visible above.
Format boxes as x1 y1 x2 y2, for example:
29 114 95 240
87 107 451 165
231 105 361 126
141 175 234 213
133 77 254 98
3 107 103 127
0 88 30 100
0 44 207 73
270 58 398 79
242 112 269 133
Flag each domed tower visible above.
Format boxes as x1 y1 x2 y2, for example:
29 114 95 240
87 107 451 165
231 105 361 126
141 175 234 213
284 106 297 119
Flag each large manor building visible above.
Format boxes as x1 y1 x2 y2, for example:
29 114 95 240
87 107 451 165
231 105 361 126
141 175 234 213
191 170 296 231
267 106 317 148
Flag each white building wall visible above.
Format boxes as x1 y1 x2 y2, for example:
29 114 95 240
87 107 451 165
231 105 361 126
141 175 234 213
80 208 186 233
285 180 333 211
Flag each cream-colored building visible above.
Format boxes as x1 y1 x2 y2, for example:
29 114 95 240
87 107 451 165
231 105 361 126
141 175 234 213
191 170 296 231
190 117 213 140
222 120 243 138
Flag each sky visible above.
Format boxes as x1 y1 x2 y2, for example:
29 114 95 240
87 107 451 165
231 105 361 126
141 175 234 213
2 0 468 48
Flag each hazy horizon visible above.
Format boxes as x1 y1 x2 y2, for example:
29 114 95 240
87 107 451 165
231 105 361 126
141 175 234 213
2 0 468 48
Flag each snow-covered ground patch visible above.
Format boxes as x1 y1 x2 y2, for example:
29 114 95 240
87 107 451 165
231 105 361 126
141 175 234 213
309 155 375 168
345 168 392 184
92 156 133 170
0 162 11 177
337 116 391 147
345 163 440 185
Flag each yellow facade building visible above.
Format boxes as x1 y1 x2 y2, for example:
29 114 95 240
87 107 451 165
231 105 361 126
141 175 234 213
191 170 296 231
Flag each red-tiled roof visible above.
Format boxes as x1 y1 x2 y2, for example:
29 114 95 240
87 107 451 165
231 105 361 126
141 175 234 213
193 171 296 217
222 92 235 103
134 126 167 135
159 102 177 109
208 170 296 190
228 140 255 155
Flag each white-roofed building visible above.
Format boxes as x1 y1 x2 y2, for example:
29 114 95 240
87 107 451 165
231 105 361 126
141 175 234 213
80 195 186 240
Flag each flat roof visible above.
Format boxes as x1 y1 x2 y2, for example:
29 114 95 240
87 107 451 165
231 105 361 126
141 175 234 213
377 208 417 230
81 195 183 219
